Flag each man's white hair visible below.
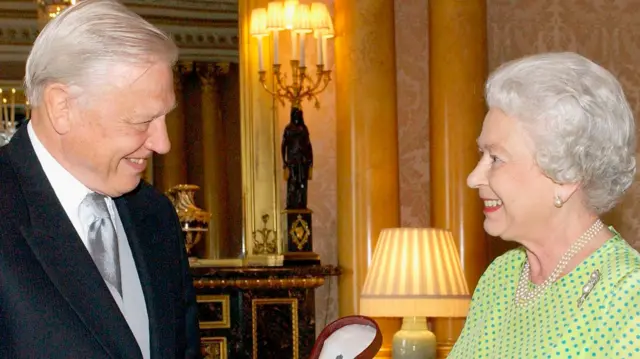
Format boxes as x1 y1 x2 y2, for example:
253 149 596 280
486 52 636 214
25 0 178 107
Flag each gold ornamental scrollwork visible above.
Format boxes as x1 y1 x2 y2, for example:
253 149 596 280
200 337 227 359
216 62 230 75
251 214 278 255
197 62 229 94
172 63 185 92
179 61 194 76
288 214 310 250
197 63 218 94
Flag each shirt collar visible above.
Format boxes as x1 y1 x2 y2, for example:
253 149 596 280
27 122 93 219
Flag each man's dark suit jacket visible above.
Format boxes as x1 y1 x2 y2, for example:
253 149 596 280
0 125 201 358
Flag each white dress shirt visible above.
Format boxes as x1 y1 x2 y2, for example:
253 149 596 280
28 122 151 359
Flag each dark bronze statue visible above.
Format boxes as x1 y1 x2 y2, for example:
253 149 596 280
281 107 313 209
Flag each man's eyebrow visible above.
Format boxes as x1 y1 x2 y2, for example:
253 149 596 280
149 102 177 118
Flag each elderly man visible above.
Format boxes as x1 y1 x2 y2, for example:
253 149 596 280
0 0 200 358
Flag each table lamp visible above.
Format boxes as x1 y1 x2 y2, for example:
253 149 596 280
360 228 471 359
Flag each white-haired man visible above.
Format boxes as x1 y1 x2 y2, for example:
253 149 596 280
0 0 200 358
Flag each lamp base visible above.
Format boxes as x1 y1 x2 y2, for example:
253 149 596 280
392 317 436 359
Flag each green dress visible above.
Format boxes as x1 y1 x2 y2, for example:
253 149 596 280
448 229 640 358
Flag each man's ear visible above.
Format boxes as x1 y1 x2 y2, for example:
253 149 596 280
42 83 72 135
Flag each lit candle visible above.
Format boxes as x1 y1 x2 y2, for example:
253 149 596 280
290 31 298 60
299 33 306 67
322 36 328 67
272 31 280 65
2 99 8 128
10 88 15 127
257 36 264 71
25 101 30 120
316 32 323 66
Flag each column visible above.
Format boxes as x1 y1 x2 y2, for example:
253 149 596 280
428 1 489 357
153 65 188 192
199 64 228 259
335 0 401 357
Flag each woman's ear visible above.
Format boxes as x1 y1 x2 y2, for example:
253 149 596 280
42 83 72 135
556 182 580 204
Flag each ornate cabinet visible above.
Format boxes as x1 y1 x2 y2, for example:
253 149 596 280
191 265 341 359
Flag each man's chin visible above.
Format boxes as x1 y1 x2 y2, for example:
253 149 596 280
107 177 142 198
125 176 142 190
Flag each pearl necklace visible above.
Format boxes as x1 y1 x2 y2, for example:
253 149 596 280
514 219 604 308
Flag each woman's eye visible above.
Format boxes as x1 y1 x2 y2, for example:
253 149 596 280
490 155 501 163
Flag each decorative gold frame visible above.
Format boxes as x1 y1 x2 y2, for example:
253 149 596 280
201 336 228 359
239 0 284 265
288 214 311 250
196 294 231 329
251 298 299 359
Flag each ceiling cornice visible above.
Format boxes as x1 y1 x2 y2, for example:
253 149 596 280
0 0 238 63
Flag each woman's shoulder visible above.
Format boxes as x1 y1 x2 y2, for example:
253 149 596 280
488 247 526 272
475 247 526 288
599 231 640 289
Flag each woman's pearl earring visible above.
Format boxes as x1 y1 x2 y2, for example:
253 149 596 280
554 195 563 208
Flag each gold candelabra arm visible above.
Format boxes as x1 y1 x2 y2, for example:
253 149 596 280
301 65 331 108
315 68 333 95
273 64 298 101
258 65 296 107
257 61 333 109
258 70 283 105
297 65 332 109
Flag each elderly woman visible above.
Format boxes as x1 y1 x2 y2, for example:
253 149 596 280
448 52 640 358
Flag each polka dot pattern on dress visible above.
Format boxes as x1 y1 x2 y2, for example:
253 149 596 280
447 228 640 359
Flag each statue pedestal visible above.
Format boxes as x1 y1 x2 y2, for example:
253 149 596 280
282 209 320 266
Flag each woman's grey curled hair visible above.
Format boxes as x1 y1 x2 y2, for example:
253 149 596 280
24 0 178 107
485 52 636 214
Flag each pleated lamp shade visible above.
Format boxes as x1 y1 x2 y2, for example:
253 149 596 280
360 228 471 318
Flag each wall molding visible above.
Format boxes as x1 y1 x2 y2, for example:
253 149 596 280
0 0 238 66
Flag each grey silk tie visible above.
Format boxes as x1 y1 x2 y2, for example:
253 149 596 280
82 192 122 297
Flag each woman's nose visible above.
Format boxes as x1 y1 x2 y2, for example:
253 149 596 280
467 161 487 188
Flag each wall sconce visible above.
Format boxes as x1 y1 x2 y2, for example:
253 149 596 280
250 0 334 109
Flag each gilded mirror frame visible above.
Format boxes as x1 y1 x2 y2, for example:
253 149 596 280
238 0 284 266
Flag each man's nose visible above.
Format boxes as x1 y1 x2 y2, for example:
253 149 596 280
145 117 171 155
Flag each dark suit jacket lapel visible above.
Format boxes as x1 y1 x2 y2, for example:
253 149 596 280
7 125 142 359
116 194 176 358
